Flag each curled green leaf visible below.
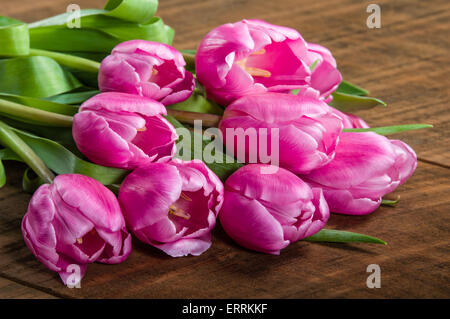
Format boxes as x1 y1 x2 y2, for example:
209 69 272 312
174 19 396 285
0 56 81 98
28 1 174 54
104 0 159 23
304 229 387 245
0 16 29 56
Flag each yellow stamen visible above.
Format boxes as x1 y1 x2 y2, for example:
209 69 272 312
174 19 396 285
252 48 266 55
152 68 158 76
180 192 192 202
137 126 147 132
235 58 271 78
243 67 271 78
76 238 83 244
169 205 191 220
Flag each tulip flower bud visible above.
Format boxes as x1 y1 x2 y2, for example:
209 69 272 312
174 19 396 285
219 164 329 255
219 93 343 174
73 92 178 169
301 132 417 215
99 40 195 105
21 174 132 286
195 19 341 106
119 159 224 257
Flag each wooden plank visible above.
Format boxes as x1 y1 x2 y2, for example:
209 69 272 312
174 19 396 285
0 0 448 298
0 277 58 298
0 161 448 298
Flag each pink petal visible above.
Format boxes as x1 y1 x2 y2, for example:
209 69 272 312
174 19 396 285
219 191 288 255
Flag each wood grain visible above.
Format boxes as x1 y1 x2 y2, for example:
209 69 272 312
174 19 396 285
0 277 58 298
0 0 449 298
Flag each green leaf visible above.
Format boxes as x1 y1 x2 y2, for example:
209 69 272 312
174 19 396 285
0 120 54 184
0 16 29 56
27 9 105 28
0 56 82 98
330 91 386 112
381 196 401 206
336 80 369 96
0 147 20 189
0 147 22 161
104 0 158 23
11 128 129 185
179 49 196 55
22 168 45 193
304 229 387 245
29 17 174 53
44 90 99 105
344 124 433 135
28 2 174 54
0 116 75 148
309 59 319 71
167 92 224 115
0 159 5 188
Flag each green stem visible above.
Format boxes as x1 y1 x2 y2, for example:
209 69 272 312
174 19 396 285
0 120 54 184
29 48 100 73
0 98 73 127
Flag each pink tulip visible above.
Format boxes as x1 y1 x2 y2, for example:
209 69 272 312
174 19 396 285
195 20 342 105
195 19 311 105
119 159 224 257
301 132 417 215
219 164 329 255
73 92 178 170
219 93 343 174
21 174 132 286
98 40 195 105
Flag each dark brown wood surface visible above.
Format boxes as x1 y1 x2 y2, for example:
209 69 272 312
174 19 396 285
0 0 449 298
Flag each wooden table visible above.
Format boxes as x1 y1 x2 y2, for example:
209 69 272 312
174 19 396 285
0 0 449 298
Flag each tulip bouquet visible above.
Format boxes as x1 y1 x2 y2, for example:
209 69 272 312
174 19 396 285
0 0 431 286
